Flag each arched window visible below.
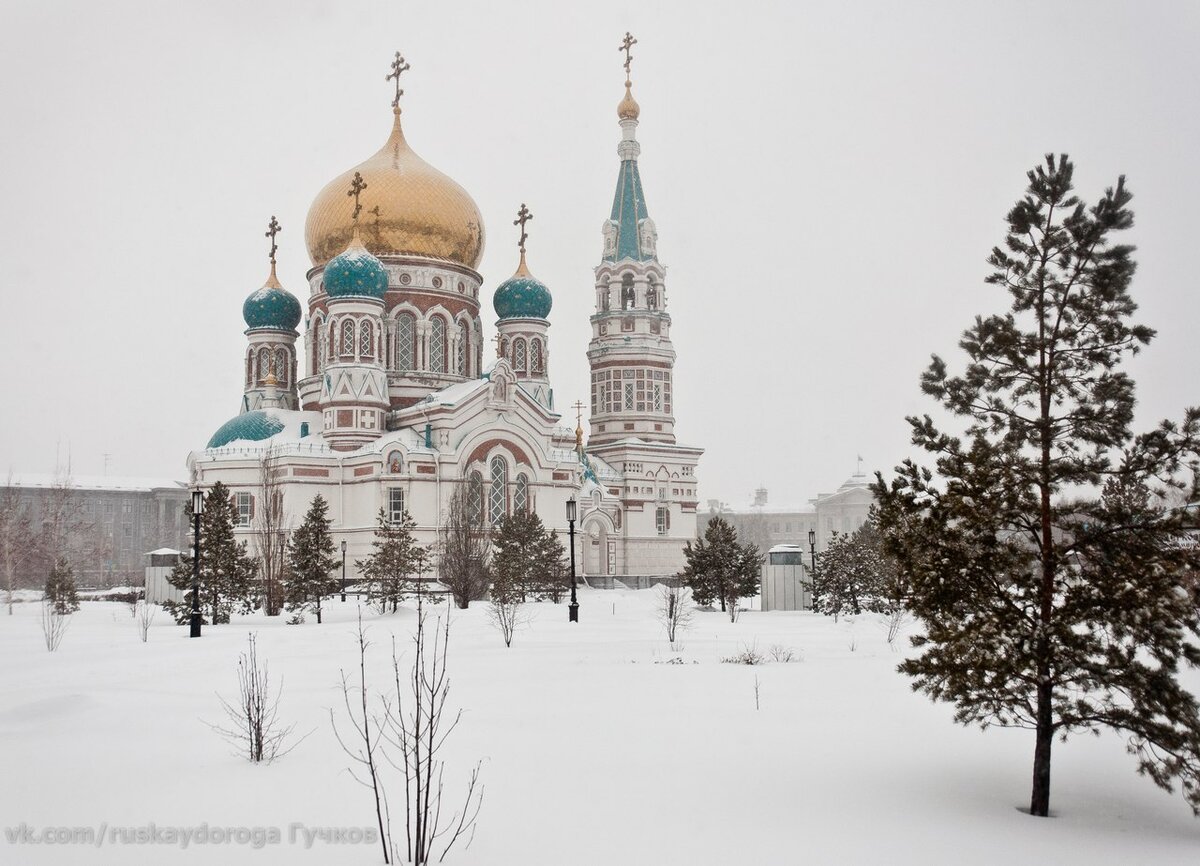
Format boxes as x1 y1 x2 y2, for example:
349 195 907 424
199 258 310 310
359 320 373 358
257 347 272 383
513 337 527 372
341 319 356 357
457 322 469 376
488 456 507 525
474 321 483 375
500 338 509 360
530 338 543 374
514 474 529 514
468 471 484 526
245 349 253 387
396 313 415 371
431 317 446 373
313 316 326 375
621 273 635 309
647 284 658 310
274 347 289 387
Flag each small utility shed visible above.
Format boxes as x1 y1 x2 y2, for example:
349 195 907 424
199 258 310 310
761 544 811 611
144 549 184 604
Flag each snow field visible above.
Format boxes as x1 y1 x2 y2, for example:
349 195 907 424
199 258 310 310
1 590 1198 865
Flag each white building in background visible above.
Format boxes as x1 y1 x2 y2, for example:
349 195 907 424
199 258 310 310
703 471 877 556
187 49 701 582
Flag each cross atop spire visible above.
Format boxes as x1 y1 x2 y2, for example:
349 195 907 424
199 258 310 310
387 51 411 110
347 171 367 222
514 203 533 253
619 32 637 82
265 216 281 265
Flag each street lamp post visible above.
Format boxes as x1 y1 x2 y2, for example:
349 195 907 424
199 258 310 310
190 488 205 638
341 540 347 602
807 528 817 611
566 497 579 623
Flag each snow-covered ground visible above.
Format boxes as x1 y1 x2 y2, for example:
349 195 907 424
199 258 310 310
1 590 1198 865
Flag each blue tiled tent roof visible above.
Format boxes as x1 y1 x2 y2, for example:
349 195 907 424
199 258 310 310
207 410 285 449
605 158 653 262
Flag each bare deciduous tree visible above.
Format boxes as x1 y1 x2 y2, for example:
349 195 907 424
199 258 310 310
40 596 71 652
136 600 155 642
655 579 693 649
253 449 290 616
210 633 301 762
437 482 491 610
0 476 37 615
384 607 484 864
487 596 526 648
332 613 392 863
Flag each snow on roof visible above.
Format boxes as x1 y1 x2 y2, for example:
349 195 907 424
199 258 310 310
768 543 805 553
146 548 182 556
416 378 488 408
4 474 186 492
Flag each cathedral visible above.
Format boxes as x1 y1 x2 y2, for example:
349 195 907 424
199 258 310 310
188 41 703 581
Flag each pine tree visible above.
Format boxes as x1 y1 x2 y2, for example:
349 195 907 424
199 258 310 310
874 154 1200 817
285 494 340 623
165 482 259 625
681 516 761 618
491 510 560 602
357 508 426 613
812 517 903 621
44 556 79 615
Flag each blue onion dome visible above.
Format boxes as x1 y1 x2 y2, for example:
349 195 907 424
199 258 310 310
324 229 389 300
243 263 302 331
207 410 286 449
493 252 552 319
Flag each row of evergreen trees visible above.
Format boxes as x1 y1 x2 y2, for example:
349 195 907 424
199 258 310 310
164 481 572 625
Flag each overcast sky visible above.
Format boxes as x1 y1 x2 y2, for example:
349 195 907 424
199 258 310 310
1 0 1198 507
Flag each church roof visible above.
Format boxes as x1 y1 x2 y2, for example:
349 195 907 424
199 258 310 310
605 157 653 262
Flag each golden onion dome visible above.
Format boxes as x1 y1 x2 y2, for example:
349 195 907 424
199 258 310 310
617 81 640 121
305 108 485 270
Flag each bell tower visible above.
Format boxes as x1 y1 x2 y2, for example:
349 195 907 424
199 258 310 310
587 35 675 446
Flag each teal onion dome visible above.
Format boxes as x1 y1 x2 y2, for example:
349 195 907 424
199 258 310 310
243 264 302 331
493 252 552 320
324 230 388 300
207 410 285 449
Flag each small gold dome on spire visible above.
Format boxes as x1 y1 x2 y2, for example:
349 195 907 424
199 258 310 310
618 81 640 120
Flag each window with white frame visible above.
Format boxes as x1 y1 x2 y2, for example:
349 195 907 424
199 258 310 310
488 456 507 525
235 492 253 527
396 313 415 371
341 319 356 356
513 338 526 372
513 474 529 514
457 322 469 375
656 506 669 536
387 488 405 525
531 338 543 374
468 471 484 526
430 318 446 373
359 321 373 358
624 382 634 410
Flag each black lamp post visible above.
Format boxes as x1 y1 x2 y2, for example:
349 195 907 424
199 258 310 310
340 539 347 602
190 488 205 638
808 528 817 612
566 496 579 623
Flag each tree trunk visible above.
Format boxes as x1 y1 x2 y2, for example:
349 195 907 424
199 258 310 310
1030 680 1053 816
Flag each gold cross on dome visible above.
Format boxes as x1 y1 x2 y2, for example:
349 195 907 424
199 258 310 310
387 51 411 109
491 332 503 358
347 171 367 222
514 203 533 252
619 32 637 79
265 216 281 264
